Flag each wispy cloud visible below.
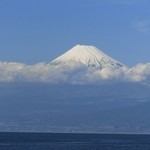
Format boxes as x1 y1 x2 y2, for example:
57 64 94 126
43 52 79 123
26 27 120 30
108 0 147 5
134 20 150 34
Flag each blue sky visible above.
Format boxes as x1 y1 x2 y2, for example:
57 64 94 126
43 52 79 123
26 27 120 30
0 0 150 66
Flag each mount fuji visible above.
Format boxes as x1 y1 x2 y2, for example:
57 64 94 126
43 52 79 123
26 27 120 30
51 44 125 69
48 44 127 83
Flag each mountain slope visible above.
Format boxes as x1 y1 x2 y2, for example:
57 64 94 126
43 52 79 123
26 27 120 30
51 44 124 69
0 83 150 133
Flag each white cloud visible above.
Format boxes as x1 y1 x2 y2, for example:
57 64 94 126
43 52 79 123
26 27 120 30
125 63 150 82
0 62 25 82
84 66 128 83
0 61 150 84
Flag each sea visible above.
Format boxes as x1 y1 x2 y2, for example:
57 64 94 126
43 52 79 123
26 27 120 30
0 132 150 150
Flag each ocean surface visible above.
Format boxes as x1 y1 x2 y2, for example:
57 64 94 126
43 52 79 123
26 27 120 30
0 132 150 150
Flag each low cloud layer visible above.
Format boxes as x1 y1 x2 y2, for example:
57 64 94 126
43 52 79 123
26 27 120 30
0 61 150 84
125 63 150 82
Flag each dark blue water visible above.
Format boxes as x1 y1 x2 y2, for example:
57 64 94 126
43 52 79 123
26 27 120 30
0 132 150 150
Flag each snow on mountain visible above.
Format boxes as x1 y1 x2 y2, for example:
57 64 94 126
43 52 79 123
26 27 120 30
51 44 125 69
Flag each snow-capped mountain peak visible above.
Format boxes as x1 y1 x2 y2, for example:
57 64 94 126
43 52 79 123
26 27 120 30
51 44 124 69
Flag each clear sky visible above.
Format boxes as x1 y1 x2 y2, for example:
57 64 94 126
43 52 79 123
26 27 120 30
0 0 149 66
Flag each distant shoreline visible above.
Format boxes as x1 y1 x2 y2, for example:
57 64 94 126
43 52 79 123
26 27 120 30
0 131 150 135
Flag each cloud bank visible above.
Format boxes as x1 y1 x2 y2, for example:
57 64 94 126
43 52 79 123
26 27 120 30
125 63 150 82
0 61 150 84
